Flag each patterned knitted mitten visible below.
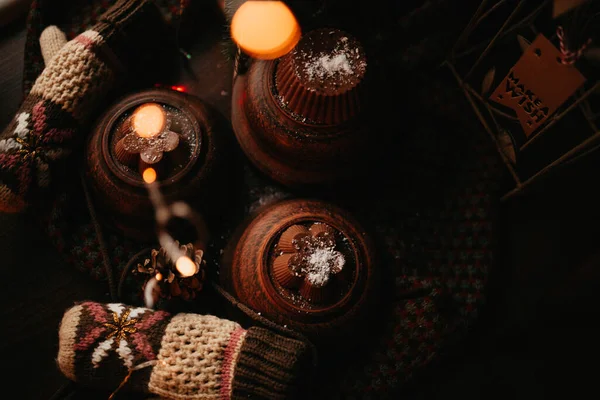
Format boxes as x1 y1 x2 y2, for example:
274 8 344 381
58 302 313 399
0 0 173 213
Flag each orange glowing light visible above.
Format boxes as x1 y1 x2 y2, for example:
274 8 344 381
155 272 163 281
176 256 197 277
132 103 166 138
171 85 186 92
142 168 157 184
230 1 300 60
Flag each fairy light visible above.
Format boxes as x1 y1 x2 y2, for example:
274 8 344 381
178 49 192 60
144 276 159 309
152 83 187 93
142 167 157 184
132 103 166 139
143 168 167 224
230 1 300 60
175 256 197 277
141 172 209 306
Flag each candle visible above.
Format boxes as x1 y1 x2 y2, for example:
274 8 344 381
230 0 300 60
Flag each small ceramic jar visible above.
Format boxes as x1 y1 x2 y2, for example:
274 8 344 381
231 28 370 187
85 88 232 241
220 199 378 344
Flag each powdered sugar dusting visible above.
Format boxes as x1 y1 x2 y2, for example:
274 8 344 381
270 222 355 308
305 247 345 286
294 30 367 88
305 51 353 81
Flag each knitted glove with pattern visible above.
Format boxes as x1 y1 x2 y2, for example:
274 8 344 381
0 0 173 212
58 302 313 399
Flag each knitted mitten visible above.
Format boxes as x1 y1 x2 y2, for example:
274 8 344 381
0 0 173 213
58 302 313 399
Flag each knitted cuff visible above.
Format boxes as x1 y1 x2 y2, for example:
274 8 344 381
231 327 312 400
0 0 172 213
58 302 313 399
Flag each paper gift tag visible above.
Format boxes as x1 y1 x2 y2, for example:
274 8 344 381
489 34 586 137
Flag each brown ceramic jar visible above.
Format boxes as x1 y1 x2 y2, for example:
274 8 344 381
220 198 378 344
85 88 232 242
231 28 370 187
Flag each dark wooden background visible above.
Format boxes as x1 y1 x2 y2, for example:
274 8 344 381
2 3 600 399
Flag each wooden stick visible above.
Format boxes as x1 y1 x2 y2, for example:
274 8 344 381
454 1 549 61
501 129 600 201
451 0 489 58
464 85 519 121
465 0 525 80
447 62 522 187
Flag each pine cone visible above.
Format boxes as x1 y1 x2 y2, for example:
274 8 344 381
137 241 206 301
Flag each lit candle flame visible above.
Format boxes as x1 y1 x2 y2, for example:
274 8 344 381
132 103 166 138
231 1 300 60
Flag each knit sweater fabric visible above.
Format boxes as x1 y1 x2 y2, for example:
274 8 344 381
58 302 312 399
0 0 172 213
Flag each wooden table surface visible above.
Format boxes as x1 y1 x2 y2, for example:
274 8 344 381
2 4 600 400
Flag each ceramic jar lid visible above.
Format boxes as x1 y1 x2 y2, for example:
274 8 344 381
85 88 232 241
221 199 378 344
108 98 201 182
